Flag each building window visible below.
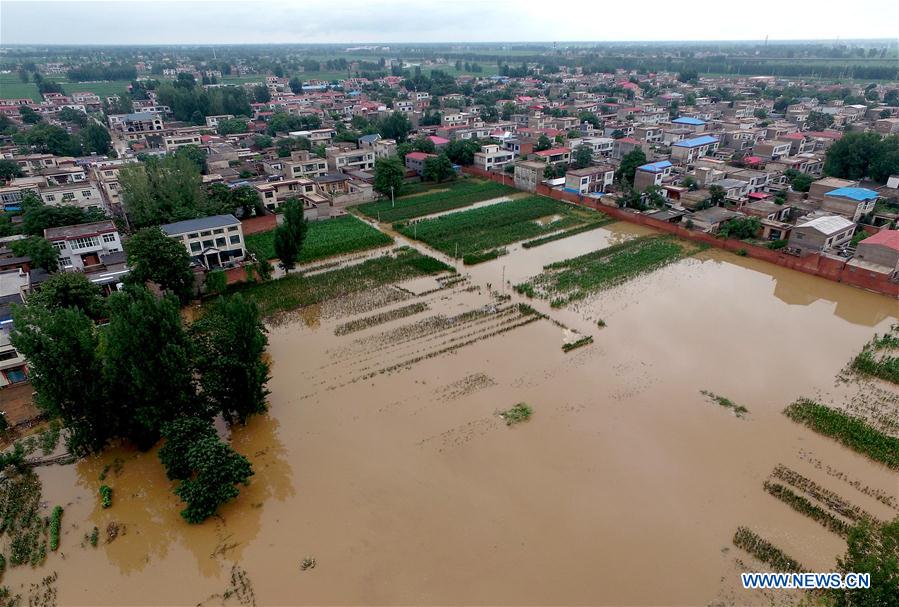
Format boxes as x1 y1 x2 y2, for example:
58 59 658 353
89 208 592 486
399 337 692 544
227 226 238 232
52 240 65 250
200 231 212 237
215 237 226 247
229 235 240 245
213 228 224 234
202 239 214 248
188 233 199 239
190 242 201 253
45 194 56 202
82 191 92 198
59 257 72 267
102 233 116 243
71 236 99 250
62 193 75 201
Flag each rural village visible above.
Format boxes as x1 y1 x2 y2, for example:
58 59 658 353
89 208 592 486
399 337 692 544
0 33 898 606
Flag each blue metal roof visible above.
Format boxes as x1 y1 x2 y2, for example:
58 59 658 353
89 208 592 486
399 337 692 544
672 117 705 126
825 187 878 201
673 135 719 148
638 160 672 173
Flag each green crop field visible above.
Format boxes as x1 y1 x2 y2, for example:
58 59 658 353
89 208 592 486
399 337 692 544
357 179 517 223
396 195 606 261
244 214 392 263
0 73 130 101
515 235 699 307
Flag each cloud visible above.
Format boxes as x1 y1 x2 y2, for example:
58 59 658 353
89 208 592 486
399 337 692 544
1 0 897 44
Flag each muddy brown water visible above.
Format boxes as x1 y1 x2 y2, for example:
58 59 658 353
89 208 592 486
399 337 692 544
5 221 899 606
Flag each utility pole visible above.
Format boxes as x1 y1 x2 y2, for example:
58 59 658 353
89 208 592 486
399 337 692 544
390 185 394 208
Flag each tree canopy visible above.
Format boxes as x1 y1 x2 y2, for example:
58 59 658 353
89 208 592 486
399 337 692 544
125 227 196 301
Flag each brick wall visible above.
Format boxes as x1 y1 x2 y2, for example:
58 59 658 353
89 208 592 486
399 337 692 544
464 166 899 298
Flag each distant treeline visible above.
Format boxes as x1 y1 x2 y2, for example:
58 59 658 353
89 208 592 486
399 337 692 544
67 62 138 82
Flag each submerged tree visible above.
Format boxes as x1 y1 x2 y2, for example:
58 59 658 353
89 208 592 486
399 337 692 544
175 434 253 524
273 198 307 270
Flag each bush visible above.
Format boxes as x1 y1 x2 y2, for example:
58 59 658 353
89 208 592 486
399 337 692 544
500 403 533 426
49 506 63 551
99 485 112 508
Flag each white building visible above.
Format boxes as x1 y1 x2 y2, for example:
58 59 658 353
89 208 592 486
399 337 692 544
160 214 246 269
45 220 123 271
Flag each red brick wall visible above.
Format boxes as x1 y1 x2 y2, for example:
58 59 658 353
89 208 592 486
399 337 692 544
464 166 899 298
241 214 277 235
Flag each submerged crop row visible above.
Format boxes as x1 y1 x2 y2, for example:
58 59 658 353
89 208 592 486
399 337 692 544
397 196 604 259
732 527 806 573
763 481 851 537
232 248 452 318
357 179 516 222
245 215 392 263
851 323 899 385
334 302 429 336
783 398 899 469
515 235 698 307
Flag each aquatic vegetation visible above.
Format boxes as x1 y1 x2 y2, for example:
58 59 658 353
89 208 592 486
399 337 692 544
732 527 805 573
301 557 316 571
596 319 607 328
397 196 600 258
0 467 47 567
763 481 851 537
99 485 112 509
700 390 748 418
562 336 593 352
357 179 516 222
48 506 63 551
770 464 874 522
37 420 61 456
500 403 533 426
245 215 392 262
89 527 99 548
783 399 899 469
517 236 696 307
851 324 899 385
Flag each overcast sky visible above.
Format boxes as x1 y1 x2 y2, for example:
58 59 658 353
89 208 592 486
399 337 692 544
2 0 898 45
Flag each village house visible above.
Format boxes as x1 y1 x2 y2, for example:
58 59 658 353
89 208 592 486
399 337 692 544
633 160 673 191
281 151 329 179
254 178 319 211
670 135 719 164
532 147 571 166
787 214 856 256
689 207 742 233
473 144 515 172
160 214 245 269
0 268 30 387
326 147 375 173
849 230 899 279
45 220 123 272
514 160 547 193
808 177 859 201
821 187 878 222
404 152 437 176
564 165 615 195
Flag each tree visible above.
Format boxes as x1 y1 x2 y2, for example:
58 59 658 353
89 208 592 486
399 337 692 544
616 148 647 185
825 132 895 181
253 134 273 150
288 77 303 94
579 111 600 128
191 295 270 424
119 154 208 228
643 185 667 209
174 145 208 174
158 417 217 480
573 144 594 169
707 184 726 207
379 112 413 142
20 123 80 156
373 157 405 198
19 106 42 124
830 517 899 607
253 84 271 103
423 154 454 182
718 216 761 239
10 305 111 455
230 185 264 218
20 193 106 236
0 159 23 181
273 198 307 270
125 227 195 301
443 139 481 165
784 169 813 192
25 272 106 320
535 134 552 152
104 287 203 449
80 122 112 155
412 136 436 154
806 110 835 131
216 118 249 136
174 433 253 523
9 236 59 272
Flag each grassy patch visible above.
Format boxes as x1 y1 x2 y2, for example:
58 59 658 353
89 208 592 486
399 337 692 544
500 403 533 426
733 527 805 573
398 196 602 259
515 235 697 307
357 179 516 223
783 398 899 469
763 481 850 537
231 248 452 317
851 324 899 385
99 485 112 508
700 390 748 418
245 215 392 262
49 506 63 551
334 302 429 336
562 336 593 352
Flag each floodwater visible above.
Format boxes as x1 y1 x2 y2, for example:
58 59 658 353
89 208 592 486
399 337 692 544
6 221 899 606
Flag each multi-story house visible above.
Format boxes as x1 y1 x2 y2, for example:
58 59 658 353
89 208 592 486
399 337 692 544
514 160 546 192
45 220 123 271
564 165 615 195
473 144 515 172
633 160 673 190
281 151 329 179
670 135 719 164
821 187 878 222
787 214 855 256
160 214 245 269
164 133 203 152
326 148 375 172
254 178 320 211
40 183 105 214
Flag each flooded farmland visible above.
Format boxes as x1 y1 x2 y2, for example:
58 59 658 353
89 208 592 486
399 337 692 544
4 220 899 606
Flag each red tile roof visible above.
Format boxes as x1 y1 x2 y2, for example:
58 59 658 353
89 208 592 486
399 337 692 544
861 230 899 252
405 152 435 161
535 147 570 157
